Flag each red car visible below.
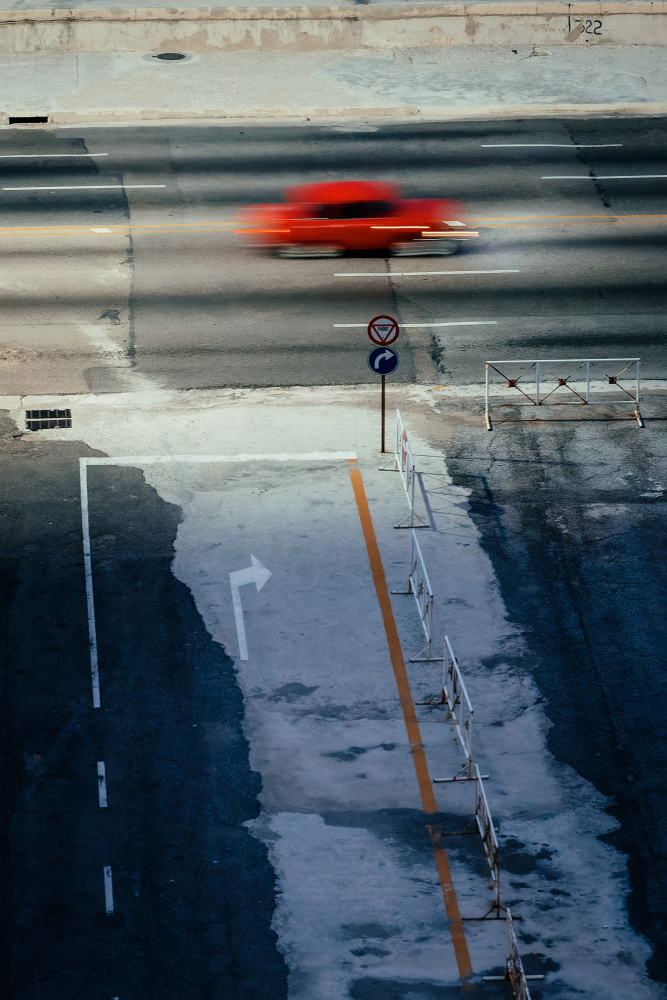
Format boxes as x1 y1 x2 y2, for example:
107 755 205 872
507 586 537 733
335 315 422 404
235 180 478 258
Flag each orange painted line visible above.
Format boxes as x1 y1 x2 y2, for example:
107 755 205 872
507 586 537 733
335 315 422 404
348 465 472 982
471 213 667 222
0 221 235 233
473 219 667 229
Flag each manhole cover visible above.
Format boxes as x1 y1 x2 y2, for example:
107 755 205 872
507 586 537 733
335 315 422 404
154 52 186 60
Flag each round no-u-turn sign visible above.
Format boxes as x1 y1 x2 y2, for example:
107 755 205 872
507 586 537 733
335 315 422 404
367 315 399 346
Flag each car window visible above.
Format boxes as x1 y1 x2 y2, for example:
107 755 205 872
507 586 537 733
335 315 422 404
315 200 395 220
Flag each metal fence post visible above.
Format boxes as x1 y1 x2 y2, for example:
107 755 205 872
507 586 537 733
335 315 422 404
485 363 492 430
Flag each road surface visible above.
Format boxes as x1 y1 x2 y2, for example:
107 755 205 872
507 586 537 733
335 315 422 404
0 117 666 999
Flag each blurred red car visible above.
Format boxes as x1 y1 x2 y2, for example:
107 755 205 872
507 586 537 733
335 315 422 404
235 180 478 258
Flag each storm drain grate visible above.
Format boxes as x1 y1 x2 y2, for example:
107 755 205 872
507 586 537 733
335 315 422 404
26 409 72 430
8 116 50 125
153 52 185 60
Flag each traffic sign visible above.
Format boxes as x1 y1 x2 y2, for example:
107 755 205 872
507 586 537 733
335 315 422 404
367 315 399 346
368 346 399 375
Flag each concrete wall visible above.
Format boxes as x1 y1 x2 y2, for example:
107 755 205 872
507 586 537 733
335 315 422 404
1 2 666 51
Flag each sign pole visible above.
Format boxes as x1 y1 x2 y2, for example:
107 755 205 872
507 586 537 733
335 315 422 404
381 374 386 453
366 317 400 455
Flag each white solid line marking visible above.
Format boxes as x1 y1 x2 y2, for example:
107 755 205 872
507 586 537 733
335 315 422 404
542 174 667 180
92 227 112 233
335 270 519 277
334 321 498 328
481 143 623 147
83 452 356 466
79 459 101 709
104 867 114 915
0 152 108 158
3 184 166 190
97 762 108 808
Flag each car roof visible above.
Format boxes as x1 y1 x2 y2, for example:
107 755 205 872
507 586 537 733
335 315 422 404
285 180 400 204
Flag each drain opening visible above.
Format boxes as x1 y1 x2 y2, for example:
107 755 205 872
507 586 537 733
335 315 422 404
153 52 186 60
8 116 50 125
26 409 72 430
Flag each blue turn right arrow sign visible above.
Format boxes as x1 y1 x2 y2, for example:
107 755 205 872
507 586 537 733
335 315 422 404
368 346 399 375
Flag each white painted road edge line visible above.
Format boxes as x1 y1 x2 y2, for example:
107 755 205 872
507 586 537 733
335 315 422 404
104 866 114 915
335 270 520 277
482 143 623 148
542 174 667 180
3 184 166 191
97 762 108 808
334 321 498 328
79 458 101 709
83 452 357 466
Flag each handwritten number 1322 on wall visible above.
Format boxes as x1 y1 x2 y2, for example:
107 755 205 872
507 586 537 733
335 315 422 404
569 17 603 34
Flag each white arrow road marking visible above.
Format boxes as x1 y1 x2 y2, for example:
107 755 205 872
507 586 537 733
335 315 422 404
373 350 394 370
229 554 272 660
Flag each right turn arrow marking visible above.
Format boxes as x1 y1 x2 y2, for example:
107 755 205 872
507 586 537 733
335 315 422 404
229 554 272 660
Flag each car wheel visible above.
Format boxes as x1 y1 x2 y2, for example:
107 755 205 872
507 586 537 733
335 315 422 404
390 239 459 257
276 244 344 259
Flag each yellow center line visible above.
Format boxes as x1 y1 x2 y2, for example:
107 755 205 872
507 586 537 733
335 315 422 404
476 220 667 229
471 213 667 221
0 221 236 236
347 464 473 983
0 214 663 238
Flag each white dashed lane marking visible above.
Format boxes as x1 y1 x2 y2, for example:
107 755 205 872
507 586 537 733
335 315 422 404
97 762 108 808
3 184 166 191
334 270 520 277
334 321 498 328
542 174 667 180
104 867 114 915
0 153 109 158
481 143 623 148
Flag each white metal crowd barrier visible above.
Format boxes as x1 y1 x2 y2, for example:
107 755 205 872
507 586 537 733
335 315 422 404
442 763 501 919
483 908 545 996
392 530 443 662
382 409 428 528
485 357 644 430
473 763 502 918
421 637 479 782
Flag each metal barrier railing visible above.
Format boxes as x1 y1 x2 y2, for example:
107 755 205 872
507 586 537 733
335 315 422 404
485 357 644 430
381 409 428 528
442 764 503 919
472 763 502 919
420 637 484 783
392 530 443 662
483 908 545 997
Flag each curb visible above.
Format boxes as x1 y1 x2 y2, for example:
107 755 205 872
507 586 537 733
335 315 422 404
2 1 667 19
3 103 666 126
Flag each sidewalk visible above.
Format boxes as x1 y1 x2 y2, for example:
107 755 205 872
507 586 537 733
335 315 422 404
2 43 666 124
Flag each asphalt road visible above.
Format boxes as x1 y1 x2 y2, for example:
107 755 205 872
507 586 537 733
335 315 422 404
1 117 667 1000
0 117 665 394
